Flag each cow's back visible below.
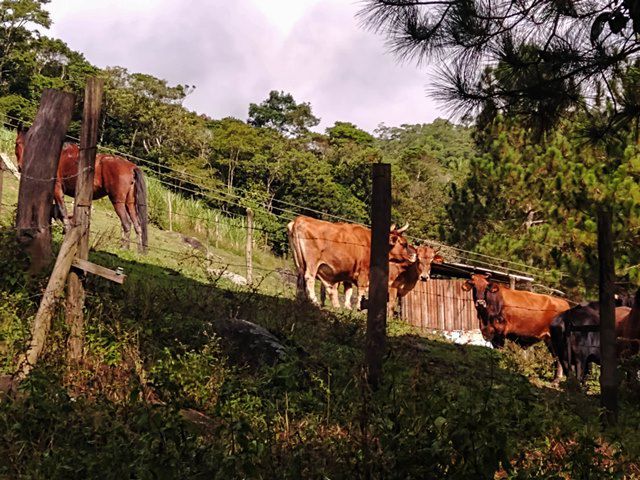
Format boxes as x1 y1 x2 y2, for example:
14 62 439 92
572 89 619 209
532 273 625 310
499 289 570 339
288 216 371 285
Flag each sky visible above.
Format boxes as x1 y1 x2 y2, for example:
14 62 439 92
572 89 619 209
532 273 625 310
45 0 443 133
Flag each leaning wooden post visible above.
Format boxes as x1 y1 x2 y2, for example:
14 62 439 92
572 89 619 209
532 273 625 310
365 163 391 389
598 206 618 424
65 78 104 364
16 89 75 273
15 226 82 382
246 207 254 285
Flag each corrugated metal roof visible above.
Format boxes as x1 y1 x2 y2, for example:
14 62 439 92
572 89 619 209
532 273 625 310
430 261 535 284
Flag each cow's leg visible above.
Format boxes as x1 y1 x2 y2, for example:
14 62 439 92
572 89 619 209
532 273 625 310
575 357 584 384
304 271 320 304
545 337 564 383
320 284 327 306
388 288 398 318
344 282 354 309
112 200 132 249
358 285 369 310
318 278 340 308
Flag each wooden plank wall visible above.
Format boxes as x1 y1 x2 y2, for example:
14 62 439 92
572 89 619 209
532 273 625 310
400 279 479 331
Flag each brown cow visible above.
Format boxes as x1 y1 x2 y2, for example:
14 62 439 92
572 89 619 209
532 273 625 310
462 273 570 347
388 246 442 315
287 215 417 309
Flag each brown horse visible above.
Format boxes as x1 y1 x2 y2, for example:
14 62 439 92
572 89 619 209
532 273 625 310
15 127 148 252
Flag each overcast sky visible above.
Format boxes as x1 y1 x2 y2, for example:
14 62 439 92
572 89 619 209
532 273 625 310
45 0 443 133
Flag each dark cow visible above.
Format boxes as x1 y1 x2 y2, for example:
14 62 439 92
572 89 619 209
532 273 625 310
463 273 570 350
617 288 640 357
550 302 631 382
287 216 417 309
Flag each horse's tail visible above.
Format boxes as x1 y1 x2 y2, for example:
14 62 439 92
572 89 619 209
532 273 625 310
134 167 148 252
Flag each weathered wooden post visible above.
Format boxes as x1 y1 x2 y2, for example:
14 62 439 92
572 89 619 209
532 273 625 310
167 191 173 232
16 89 75 273
365 163 391 389
65 77 104 364
598 206 618 423
246 207 254 285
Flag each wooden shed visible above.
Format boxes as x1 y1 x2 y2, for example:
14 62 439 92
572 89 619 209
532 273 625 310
400 261 534 332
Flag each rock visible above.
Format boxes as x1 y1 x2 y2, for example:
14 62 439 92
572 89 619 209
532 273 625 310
275 267 297 285
443 330 493 348
207 268 248 286
214 317 288 367
182 235 204 250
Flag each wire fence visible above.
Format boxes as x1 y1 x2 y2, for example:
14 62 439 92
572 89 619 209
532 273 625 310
0 114 559 282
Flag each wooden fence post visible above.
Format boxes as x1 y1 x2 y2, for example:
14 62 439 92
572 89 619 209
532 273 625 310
65 78 104 364
16 89 75 273
167 191 173 232
214 213 219 248
246 207 253 285
365 163 391 389
598 206 618 424
15 226 82 382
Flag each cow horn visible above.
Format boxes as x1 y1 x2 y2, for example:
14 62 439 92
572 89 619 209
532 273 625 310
390 224 396 232
396 223 409 234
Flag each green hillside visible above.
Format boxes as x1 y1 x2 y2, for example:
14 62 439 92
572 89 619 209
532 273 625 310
1 147 640 478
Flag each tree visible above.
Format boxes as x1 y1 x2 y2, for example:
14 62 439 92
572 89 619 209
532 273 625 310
0 0 51 90
359 0 640 421
359 1 640 133
248 90 320 137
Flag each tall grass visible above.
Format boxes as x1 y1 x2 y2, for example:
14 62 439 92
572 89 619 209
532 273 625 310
0 126 15 154
145 176 262 254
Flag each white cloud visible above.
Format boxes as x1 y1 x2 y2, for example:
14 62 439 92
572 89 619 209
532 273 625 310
45 0 443 132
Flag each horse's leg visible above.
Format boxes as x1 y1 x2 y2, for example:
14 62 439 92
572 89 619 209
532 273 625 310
112 201 132 249
124 183 143 252
53 181 70 230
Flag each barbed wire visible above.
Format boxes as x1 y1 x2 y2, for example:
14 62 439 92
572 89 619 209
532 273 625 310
1 115 552 278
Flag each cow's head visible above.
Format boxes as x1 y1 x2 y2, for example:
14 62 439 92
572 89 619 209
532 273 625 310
15 125 27 172
461 273 498 307
462 273 501 340
388 223 417 264
415 245 441 281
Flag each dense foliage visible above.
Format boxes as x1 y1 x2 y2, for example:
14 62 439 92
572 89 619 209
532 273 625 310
0 0 477 257
1 229 640 479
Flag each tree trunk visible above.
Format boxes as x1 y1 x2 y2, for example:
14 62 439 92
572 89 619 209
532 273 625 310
365 163 391 389
598 206 618 424
16 89 75 273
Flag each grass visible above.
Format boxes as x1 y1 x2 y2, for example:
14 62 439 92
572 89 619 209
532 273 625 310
0 143 293 295
2 140 640 478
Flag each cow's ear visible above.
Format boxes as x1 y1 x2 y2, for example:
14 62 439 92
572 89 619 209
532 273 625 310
489 283 499 293
434 254 444 263
389 233 398 245
461 281 472 291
